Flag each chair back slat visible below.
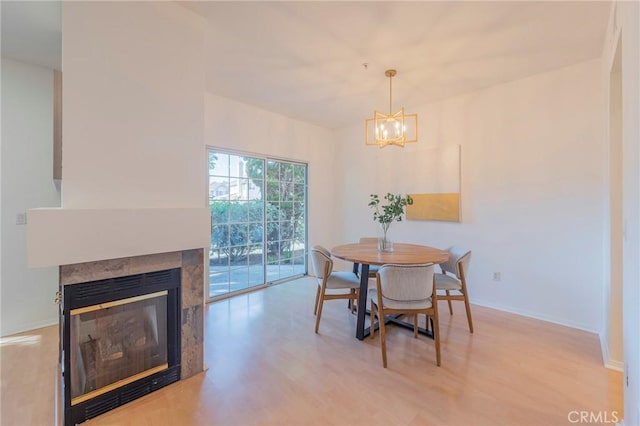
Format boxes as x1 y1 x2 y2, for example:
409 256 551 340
440 246 471 278
378 264 435 302
310 246 333 279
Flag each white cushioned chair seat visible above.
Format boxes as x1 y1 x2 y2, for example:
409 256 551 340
435 273 462 291
368 288 433 310
323 271 361 289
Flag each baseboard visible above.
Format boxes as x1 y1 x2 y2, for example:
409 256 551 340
599 333 625 371
605 360 624 371
470 299 598 334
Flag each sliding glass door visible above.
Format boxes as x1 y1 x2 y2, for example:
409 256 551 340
265 160 307 282
207 150 307 300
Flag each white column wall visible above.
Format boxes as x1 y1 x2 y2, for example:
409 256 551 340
61 2 205 209
1 58 61 336
602 2 640 424
335 59 605 332
27 2 210 269
204 94 339 256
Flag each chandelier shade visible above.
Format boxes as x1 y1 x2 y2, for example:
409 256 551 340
365 69 418 148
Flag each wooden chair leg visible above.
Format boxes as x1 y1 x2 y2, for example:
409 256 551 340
413 314 418 338
432 310 441 367
313 286 321 315
463 292 474 333
315 293 325 334
370 302 377 340
446 290 453 314
380 309 388 368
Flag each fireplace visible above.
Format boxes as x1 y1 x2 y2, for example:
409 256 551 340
58 250 204 425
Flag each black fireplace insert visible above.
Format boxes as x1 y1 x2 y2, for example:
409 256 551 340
61 268 181 425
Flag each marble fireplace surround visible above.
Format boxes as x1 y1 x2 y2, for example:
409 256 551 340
59 249 205 380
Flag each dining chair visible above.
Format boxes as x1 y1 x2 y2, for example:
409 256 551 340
310 245 361 334
356 237 379 278
369 264 441 367
435 247 473 333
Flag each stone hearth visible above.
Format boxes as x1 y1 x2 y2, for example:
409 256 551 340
59 249 205 382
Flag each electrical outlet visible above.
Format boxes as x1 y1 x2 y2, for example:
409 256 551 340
16 213 27 225
493 272 501 281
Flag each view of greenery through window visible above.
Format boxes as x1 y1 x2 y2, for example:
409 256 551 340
208 151 307 298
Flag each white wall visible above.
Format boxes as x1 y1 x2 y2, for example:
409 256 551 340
27 2 210 268
335 59 605 332
602 2 640 425
61 2 205 209
204 94 339 253
1 58 61 336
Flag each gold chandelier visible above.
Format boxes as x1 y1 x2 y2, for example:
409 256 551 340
365 69 418 148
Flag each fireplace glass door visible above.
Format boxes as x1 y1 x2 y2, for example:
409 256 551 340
69 291 168 404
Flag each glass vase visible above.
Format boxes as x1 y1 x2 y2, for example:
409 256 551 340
378 223 394 252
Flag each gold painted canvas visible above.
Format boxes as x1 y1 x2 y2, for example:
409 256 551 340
406 193 460 222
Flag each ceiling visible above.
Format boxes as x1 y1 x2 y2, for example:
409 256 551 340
2 1 610 129
1 1 62 70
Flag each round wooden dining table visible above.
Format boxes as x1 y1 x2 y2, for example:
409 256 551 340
331 242 449 340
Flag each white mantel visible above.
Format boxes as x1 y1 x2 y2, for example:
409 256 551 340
28 207 209 267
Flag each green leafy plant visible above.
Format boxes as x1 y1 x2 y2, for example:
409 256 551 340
368 193 413 249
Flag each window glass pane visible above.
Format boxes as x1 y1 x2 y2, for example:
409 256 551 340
294 221 305 241
265 262 279 283
239 179 252 200
279 221 293 241
229 223 248 249
248 244 263 266
292 256 305 275
228 201 248 223
228 155 247 178
266 218 279 241
211 225 229 248
266 161 279 181
266 241 280 264
248 201 264 222
228 267 249 292
280 163 294 181
248 268 265 287
210 201 227 224
245 158 264 180
267 181 280 201
209 177 229 202
228 178 247 200
248 180 263 201
281 181 294 201
293 164 305 183
209 271 230 297
209 248 228 267
293 183 305 202
209 153 229 177
293 238 305 253
279 241 292 263
280 201 293 220
248 223 263 244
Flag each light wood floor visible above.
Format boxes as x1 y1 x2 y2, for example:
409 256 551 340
1 277 622 425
